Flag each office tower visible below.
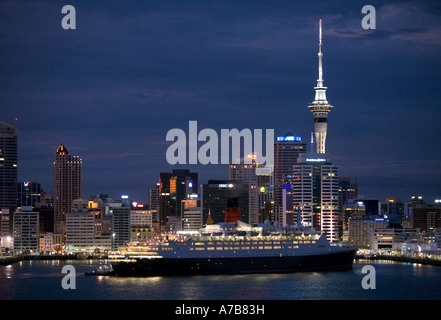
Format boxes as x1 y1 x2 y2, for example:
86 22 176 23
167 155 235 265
380 198 405 217
148 183 160 222
149 183 160 211
348 217 389 248
338 177 358 213
53 144 82 236
0 122 18 208
35 194 54 233
308 19 333 154
65 199 111 253
0 208 12 249
111 205 131 250
409 206 441 232
13 206 39 253
130 204 154 242
273 134 306 220
201 180 249 225
229 157 259 224
181 198 202 231
17 181 42 207
158 169 198 229
293 154 339 242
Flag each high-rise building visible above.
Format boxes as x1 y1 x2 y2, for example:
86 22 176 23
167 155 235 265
149 183 160 211
65 199 111 253
338 177 358 213
409 206 441 232
17 181 42 208
111 205 131 250
130 204 154 242
53 144 82 236
201 180 249 225
229 157 259 224
181 198 202 231
308 19 333 154
158 169 198 229
273 134 306 221
0 122 18 209
13 206 39 253
291 20 340 242
293 154 339 242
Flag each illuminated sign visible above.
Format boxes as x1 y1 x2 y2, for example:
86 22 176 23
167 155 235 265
188 182 193 188
218 184 234 188
305 158 327 162
277 135 302 142
24 182 29 187
121 195 129 199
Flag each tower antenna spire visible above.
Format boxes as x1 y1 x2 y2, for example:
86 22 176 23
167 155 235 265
318 19 323 86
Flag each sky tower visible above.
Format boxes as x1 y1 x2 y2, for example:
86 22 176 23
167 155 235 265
308 19 333 154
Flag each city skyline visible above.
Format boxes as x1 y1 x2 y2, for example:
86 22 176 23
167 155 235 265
1 1 441 203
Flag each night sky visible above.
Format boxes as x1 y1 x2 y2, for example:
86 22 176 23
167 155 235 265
1 0 440 204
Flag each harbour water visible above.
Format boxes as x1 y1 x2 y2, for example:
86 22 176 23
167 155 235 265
0 259 440 300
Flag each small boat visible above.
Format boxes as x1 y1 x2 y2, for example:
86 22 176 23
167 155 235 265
85 264 114 276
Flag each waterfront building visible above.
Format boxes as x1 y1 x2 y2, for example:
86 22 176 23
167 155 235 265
369 227 421 251
65 199 111 253
39 232 62 253
0 122 18 209
348 216 389 248
111 204 131 250
0 208 12 249
201 180 249 225
13 206 39 253
53 144 82 236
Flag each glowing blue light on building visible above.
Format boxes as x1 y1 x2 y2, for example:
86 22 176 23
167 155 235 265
277 135 302 142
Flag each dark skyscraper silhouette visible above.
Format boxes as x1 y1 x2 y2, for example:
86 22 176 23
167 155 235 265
0 122 17 209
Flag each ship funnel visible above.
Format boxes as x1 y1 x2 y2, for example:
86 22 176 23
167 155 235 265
225 197 240 226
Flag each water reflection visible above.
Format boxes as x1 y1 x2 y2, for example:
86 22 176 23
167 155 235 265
0 260 440 300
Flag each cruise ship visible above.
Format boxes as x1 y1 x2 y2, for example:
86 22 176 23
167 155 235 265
108 220 357 277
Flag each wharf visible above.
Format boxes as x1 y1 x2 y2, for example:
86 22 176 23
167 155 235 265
356 254 441 266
